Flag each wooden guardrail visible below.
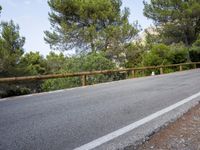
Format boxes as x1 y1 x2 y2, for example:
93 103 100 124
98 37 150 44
0 62 199 86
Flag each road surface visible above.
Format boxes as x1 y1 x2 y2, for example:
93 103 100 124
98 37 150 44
0 69 200 150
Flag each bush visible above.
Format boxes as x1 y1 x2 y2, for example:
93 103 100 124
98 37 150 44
142 43 189 67
189 35 200 62
0 85 31 98
41 77 81 92
189 48 200 62
41 52 117 91
142 44 171 66
169 43 188 64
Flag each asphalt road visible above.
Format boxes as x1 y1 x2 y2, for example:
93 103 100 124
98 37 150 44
0 69 200 150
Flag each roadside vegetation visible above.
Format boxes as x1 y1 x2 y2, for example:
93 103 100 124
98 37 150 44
0 0 200 98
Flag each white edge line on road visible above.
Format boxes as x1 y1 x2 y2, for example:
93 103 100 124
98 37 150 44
74 91 200 150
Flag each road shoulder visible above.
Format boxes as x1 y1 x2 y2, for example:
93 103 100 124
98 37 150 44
135 102 200 150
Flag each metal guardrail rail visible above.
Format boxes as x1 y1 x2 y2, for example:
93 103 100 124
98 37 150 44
0 62 199 86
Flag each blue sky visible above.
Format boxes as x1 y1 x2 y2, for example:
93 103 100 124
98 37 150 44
0 0 152 56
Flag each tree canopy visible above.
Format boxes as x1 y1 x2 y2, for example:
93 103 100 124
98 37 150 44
143 0 200 46
45 0 138 53
0 20 25 77
20 52 46 75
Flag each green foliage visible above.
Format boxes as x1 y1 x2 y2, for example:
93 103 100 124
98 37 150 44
15 52 47 94
0 21 44 98
0 20 25 77
79 52 119 85
46 52 116 73
163 68 177 74
123 43 145 68
0 21 25 97
102 20 140 60
142 44 171 66
45 52 66 73
20 52 46 75
0 84 31 98
45 0 138 53
41 77 81 92
41 52 70 91
41 52 116 91
144 0 200 46
45 0 120 51
144 28 162 49
142 43 189 66
168 43 189 64
80 52 116 71
189 35 200 62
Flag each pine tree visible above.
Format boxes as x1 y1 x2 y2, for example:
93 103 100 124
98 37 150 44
144 0 200 46
0 20 25 77
44 0 138 53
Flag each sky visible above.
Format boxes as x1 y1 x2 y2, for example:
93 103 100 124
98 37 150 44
0 0 152 56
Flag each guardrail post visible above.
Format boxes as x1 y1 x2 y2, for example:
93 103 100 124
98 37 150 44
194 63 197 69
160 67 163 74
131 70 135 78
142 70 145 77
179 65 183 71
125 71 128 79
82 75 86 86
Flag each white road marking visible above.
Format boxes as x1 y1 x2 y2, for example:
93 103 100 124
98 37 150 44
74 91 200 150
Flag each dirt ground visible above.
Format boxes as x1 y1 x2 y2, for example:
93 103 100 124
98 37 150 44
135 103 200 150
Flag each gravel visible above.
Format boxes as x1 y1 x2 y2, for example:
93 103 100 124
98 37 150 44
135 103 200 150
